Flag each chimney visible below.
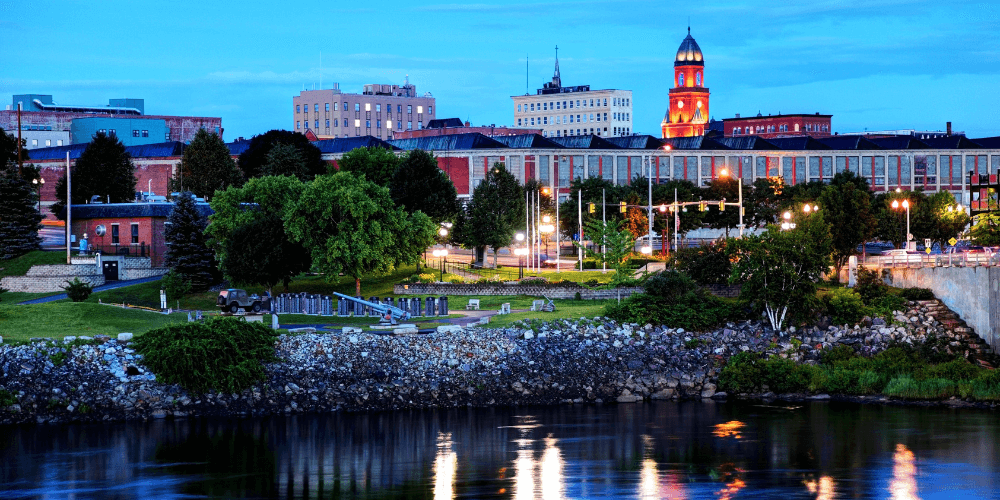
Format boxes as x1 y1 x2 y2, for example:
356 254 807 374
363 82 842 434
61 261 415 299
735 113 740 118
946 122 952 135
465 121 470 127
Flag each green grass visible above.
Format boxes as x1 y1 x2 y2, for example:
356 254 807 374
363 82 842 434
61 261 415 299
0 302 188 342
484 299 612 328
0 250 67 278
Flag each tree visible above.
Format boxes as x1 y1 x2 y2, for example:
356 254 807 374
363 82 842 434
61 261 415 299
262 143 309 180
558 177 618 240
285 172 436 296
52 132 137 219
574 217 636 284
913 190 968 248
170 128 242 198
818 171 876 280
458 163 525 267
221 213 312 295
0 170 43 259
0 127 26 174
206 175 310 292
623 192 648 239
165 192 219 292
337 146 400 186
389 149 459 223
236 130 326 181
970 213 1000 246
747 177 786 228
702 176 743 237
729 213 832 332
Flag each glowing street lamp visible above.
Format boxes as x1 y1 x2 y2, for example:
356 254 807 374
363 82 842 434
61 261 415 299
431 248 448 281
32 177 45 212
718 168 744 237
891 198 911 249
780 210 795 230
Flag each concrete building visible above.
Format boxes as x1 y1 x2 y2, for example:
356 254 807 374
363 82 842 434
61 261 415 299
293 80 436 141
1 94 221 148
723 113 832 138
392 118 540 139
662 29 710 139
512 48 633 139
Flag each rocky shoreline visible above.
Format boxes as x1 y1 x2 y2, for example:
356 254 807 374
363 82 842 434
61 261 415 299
0 300 995 424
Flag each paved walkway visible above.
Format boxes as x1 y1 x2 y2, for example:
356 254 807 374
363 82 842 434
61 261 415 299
17 275 164 305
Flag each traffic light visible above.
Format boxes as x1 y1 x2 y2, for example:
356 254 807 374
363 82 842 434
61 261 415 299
719 201 725 211
588 203 595 214
699 202 706 212
619 201 627 213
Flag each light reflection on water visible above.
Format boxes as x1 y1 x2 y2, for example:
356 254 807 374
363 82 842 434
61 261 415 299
1 401 999 499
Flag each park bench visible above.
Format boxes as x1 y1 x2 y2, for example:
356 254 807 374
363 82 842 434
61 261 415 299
466 299 480 310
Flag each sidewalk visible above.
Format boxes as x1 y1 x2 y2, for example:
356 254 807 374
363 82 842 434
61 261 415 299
17 275 164 305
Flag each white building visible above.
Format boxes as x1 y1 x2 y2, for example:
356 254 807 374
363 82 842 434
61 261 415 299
511 50 632 139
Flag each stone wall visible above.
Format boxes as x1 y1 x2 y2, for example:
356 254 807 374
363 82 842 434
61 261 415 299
0 257 164 293
121 267 169 280
395 283 644 300
885 267 998 351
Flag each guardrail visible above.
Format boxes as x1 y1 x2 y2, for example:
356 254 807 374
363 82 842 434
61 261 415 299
865 252 1000 269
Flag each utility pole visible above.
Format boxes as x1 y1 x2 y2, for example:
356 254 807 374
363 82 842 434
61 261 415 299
65 152 71 264
577 189 583 270
602 188 606 273
554 178 560 272
17 103 23 177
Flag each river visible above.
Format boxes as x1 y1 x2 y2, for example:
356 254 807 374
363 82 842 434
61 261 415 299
1 400 997 499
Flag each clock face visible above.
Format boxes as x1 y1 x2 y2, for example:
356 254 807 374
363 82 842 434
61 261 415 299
677 101 684 109
697 100 702 108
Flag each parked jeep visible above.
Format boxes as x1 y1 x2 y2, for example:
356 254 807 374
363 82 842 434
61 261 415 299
217 289 267 313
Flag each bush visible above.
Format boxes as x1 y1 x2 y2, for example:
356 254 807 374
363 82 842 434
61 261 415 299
671 240 732 285
0 389 16 407
417 273 436 283
717 352 764 393
822 368 860 394
821 344 856 366
854 267 889 305
823 288 867 326
132 317 278 394
603 292 740 332
925 358 981 381
900 287 935 301
970 370 1000 401
856 370 887 394
63 278 94 302
643 270 699 301
761 357 812 394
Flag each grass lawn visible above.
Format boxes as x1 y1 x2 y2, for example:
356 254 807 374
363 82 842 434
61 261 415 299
0 302 188 342
485 299 613 328
0 250 66 278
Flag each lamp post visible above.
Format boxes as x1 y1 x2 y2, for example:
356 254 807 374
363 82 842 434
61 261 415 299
891 198 911 249
515 233 525 278
540 215 554 260
32 177 45 212
432 248 448 282
780 210 795 230
718 168 743 238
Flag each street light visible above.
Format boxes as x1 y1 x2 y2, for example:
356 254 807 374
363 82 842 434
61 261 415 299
718 167 744 237
780 210 795 230
431 248 448 282
891 198 911 249
32 177 45 212
539 215 554 260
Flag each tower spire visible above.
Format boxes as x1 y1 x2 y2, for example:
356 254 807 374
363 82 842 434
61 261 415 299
552 45 561 87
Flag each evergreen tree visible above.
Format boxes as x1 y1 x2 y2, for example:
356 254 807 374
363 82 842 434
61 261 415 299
261 143 309 180
236 130 326 180
818 171 876 279
165 192 219 292
0 170 43 259
170 128 242 198
389 149 459 223
52 132 136 219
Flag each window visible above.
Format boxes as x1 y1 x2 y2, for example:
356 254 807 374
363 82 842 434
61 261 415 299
325 119 330 128
132 130 140 137
530 103 535 111
569 101 573 109
111 224 120 244
376 104 381 113
417 106 423 114
57 140 63 146
314 120 319 129
355 103 360 112
407 121 412 130
397 105 402 114
142 130 149 137
596 114 601 122
543 117 547 124
428 106 433 114
334 119 338 127
366 120 371 128
313 104 318 113
590 99 594 106
376 119 381 129
296 121 300 129
344 101 349 111
109 130 116 137
530 118 534 125
296 105 300 113
45 139 51 146
333 102 338 111
518 104 522 112
131 223 139 244
397 120 402 130
518 119 522 126
407 105 412 114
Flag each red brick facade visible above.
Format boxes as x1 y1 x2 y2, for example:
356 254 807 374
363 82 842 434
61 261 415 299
723 114 832 138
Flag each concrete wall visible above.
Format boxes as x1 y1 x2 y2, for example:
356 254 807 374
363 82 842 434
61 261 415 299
885 267 998 351
395 283 644 300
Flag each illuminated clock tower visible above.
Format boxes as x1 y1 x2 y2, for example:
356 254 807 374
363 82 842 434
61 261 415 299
661 28 710 138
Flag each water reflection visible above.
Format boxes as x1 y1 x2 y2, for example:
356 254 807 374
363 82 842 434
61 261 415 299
1 402 998 499
890 443 920 500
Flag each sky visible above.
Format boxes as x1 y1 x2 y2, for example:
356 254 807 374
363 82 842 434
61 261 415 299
2 0 999 140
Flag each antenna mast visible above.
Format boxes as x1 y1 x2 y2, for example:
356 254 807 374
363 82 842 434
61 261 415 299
526 54 529 95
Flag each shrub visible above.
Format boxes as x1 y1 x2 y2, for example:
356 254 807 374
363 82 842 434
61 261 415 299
869 294 908 320
821 368 860 394
856 370 887 394
519 276 548 285
671 240 732 285
823 287 867 326
161 270 193 300
63 278 94 302
900 287 935 301
854 267 889 305
761 357 812 394
925 359 981 381
644 270 699 301
132 317 279 394
821 344 856 366
417 273 436 283
0 389 16 407
717 352 764 394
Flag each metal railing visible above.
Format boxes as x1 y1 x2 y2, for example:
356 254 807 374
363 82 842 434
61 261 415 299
79 242 149 258
865 251 1000 269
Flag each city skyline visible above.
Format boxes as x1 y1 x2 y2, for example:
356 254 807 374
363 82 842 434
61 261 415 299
3 0 998 141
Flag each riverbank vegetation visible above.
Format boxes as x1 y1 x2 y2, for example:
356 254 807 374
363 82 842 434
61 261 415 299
718 344 1000 401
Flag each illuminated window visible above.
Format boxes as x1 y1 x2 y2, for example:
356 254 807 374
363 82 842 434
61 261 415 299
132 130 140 137
365 103 371 111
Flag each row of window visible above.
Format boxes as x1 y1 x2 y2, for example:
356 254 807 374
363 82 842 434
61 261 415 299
30 139 63 147
107 223 140 245
532 126 632 138
732 123 830 135
297 120 418 131
676 72 703 87
518 112 635 127
517 97 630 113
297 103 430 115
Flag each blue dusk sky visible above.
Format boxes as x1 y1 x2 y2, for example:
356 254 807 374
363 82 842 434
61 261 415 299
3 0 998 140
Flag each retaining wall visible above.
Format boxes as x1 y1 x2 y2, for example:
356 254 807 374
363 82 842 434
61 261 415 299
394 283 645 300
0 257 165 293
885 267 998 351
